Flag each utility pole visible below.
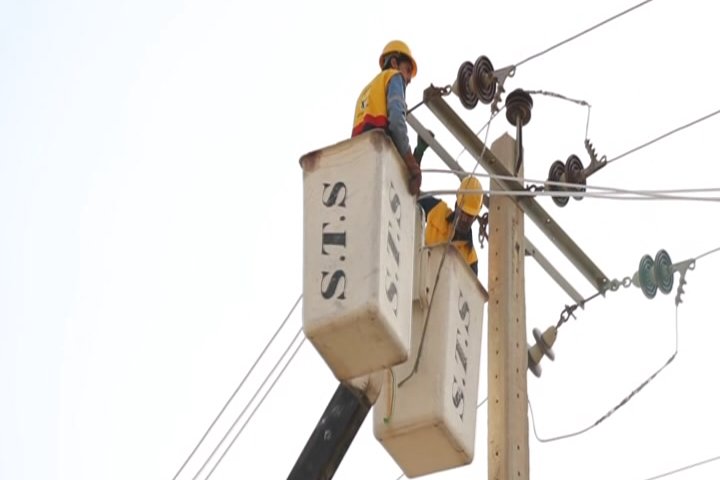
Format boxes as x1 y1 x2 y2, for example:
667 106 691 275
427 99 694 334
487 134 529 480
408 85 608 480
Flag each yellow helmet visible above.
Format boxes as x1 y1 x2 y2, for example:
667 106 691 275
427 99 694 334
379 40 417 78
456 176 483 216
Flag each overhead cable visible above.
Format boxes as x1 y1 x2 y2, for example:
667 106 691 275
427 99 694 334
172 294 302 480
203 335 306 480
515 0 657 67
640 454 720 480
528 306 679 443
193 327 304 480
528 244 720 442
608 108 720 164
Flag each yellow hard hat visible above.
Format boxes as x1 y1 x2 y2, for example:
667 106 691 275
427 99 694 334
379 40 417 78
456 176 483 216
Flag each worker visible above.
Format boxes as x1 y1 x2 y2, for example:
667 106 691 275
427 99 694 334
352 40 422 195
418 176 483 275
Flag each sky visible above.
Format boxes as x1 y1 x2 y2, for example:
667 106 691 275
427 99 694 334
2 1 720 479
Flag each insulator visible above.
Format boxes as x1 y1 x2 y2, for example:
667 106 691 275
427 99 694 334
527 326 557 378
454 61 478 110
528 343 543 378
638 254 658 299
533 327 556 360
471 55 496 105
632 250 678 300
565 154 586 200
547 160 569 207
505 89 533 127
654 249 674 295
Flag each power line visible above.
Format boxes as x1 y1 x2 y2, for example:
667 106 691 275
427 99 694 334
172 294 302 480
453 105 504 163
203 336 306 480
515 0 657 67
192 326 304 480
528 305 679 443
525 90 590 107
524 89 593 139
410 1 654 118
608 108 720 164
640 454 720 480
694 245 720 261
410 0 655 112
492 189 720 202
528 245 720 436
528 236 720 444
419 169 720 202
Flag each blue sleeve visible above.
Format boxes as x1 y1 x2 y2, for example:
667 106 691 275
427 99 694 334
386 73 411 157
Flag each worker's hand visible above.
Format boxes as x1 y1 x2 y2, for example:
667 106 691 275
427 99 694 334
413 130 434 163
404 151 422 196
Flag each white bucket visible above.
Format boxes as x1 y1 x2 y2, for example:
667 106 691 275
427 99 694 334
300 130 416 381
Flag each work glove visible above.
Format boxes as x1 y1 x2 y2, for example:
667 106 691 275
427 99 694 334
413 130 435 164
404 151 422 196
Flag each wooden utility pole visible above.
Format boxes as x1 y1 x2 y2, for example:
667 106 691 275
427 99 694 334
487 133 529 480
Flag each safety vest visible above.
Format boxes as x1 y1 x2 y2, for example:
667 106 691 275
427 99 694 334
425 201 478 269
351 69 402 137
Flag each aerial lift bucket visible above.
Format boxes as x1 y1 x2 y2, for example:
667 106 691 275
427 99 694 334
300 130 417 381
374 244 488 477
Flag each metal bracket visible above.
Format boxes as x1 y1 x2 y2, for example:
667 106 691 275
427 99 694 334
583 139 608 177
490 65 517 114
671 258 696 306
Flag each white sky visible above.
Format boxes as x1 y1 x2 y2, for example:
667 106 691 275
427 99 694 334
2 1 720 479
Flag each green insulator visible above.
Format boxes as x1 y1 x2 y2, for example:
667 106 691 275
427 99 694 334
655 249 674 295
638 254 658 299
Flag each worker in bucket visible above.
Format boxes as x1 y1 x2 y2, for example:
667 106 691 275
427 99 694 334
352 40 422 196
418 176 483 275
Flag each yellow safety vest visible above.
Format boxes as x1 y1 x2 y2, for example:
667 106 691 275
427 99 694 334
425 201 478 269
351 69 402 137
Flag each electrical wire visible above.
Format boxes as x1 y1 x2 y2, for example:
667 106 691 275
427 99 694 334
608 107 720 164
203 336 306 480
421 103 720 203
191 326 304 480
409 1 655 119
387 243 720 478
172 294 302 480
419 169 720 202
515 0 657 67
528 305 680 443
422 188 720 203
528 244 720 441
693 245 720 261
453 105 505 164
640 454 720 480
524 89 593 139
524 90 590 107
